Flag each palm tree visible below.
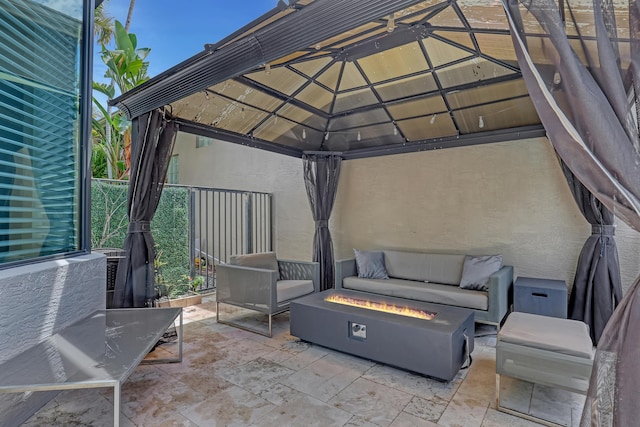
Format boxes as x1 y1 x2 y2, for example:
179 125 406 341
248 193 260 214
124 0 136 31
92 21 151 179
94 2 114 45
92 0 142 179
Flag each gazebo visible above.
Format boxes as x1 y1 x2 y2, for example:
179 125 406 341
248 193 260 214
110 0 640 424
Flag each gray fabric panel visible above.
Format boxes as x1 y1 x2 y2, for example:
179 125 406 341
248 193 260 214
382 250 465 285
342 277 488 310
277 280 314 303
563 163 622 346
113 110 178 308
499 312 594 359
303 154 342 291
230 252 279 278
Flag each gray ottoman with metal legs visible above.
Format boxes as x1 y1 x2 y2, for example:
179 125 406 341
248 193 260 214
496 312 594 426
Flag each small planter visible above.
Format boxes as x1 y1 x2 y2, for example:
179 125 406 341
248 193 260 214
155 291 202 308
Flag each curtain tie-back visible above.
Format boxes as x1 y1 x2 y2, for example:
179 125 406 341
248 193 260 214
128 221 151 233
592 224 615 236
315 220 328 229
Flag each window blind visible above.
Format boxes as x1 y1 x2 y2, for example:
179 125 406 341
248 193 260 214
0 0 83 264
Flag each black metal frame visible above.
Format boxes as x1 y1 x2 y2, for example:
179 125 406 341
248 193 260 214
178 113 546 161
110 0 554 161
110 0 432 117
81 0 95 253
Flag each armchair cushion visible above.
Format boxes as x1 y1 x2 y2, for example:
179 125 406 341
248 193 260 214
230 252 280 279
277 280 314 303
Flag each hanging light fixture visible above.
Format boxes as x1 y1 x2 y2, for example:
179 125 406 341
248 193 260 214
430 114 436 125
302 128 306 139
478 116 485 129
553 71 561 85
357 131 361 141
386 13 395 32
325 132 329 140
393 125 398 136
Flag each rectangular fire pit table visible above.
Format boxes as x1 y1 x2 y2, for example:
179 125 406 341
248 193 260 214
290 290 474 381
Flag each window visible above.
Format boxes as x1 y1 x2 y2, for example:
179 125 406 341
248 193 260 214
196 135 212 148
167 155 179 184
0 0 89 265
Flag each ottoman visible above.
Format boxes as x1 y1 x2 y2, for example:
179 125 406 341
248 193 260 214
496 312 594 423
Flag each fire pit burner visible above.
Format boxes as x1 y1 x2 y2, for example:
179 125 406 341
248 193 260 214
325 294 436 320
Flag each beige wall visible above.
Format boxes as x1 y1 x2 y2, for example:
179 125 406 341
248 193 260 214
173 133 640 294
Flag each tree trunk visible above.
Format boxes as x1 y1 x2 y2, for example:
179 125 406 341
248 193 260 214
124 0 136 30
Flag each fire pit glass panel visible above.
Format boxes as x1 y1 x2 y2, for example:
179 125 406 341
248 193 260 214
325 294 436 320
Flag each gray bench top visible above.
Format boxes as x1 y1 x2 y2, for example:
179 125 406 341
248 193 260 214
0 308 182 427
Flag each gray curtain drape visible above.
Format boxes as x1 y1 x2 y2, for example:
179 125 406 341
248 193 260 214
503 0 640 424
562 163 623 345
303 154 342 291
113 109 178 308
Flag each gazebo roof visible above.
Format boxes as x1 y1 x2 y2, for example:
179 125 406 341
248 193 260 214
111 0 621 159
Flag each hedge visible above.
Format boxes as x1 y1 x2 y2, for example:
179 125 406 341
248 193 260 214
91 180 191 285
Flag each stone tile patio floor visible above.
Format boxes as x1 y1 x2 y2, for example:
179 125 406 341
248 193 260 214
24 295 585 427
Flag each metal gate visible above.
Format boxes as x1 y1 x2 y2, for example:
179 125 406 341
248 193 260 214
190 187 272 291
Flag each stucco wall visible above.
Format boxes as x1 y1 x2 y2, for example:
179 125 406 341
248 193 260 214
173 133 640 294
334 138 575 287
0 253 105 427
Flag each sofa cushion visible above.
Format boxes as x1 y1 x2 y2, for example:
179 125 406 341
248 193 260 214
277 280 314 303
354 249 389 279
342 276 488 310
459 255 503 291
499 312 594 359
230 252 280 279
382 250 465 285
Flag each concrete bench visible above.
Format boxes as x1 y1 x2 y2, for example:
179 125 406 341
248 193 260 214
496 312 594 425
0 308 183 427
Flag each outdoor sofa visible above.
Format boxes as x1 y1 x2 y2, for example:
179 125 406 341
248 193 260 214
335 249 513 327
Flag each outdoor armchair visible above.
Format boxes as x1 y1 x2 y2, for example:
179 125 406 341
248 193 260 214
216 252 320 337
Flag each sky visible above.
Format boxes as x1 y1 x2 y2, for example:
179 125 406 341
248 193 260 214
94 0 281 100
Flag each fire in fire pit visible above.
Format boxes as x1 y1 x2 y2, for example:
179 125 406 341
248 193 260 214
325 294 436 320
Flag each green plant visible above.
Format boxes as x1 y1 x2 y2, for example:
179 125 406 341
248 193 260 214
153 248 167 284
92 20 151 179
163 274 199 299
192 276 204 291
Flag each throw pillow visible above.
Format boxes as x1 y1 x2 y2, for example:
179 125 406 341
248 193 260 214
459 255 503 291
354 249 389 279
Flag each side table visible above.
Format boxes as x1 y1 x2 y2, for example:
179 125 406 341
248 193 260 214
513 276 567 318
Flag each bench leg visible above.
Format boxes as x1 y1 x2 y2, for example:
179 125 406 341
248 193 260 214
495 373 500 409
141 311 183 364
113 382 120 427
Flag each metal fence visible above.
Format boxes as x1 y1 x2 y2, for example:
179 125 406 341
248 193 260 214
91 179 272 293
190 186 272 291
